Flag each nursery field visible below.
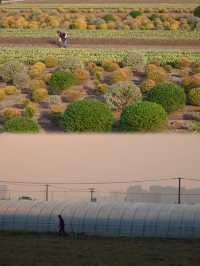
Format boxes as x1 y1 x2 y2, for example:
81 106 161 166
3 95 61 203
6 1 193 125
0 233 200 266
1 3 200 134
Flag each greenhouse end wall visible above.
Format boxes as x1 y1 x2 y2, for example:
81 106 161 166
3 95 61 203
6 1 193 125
0 200 200 239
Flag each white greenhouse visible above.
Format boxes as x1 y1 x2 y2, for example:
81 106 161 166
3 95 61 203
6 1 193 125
0 200 200 239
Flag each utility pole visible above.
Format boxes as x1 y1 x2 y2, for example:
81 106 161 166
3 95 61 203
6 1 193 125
45 184 49 201
89 188 96 202
177 177 182 204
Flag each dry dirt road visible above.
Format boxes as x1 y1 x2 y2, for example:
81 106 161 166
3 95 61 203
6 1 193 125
1 37 200 50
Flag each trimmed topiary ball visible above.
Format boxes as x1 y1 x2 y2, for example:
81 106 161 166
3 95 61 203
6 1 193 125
48 71 76 94
4 117 39 133
0 90 5 101
147 83 185 113
120 101 167 132
45 55 58 68
62 99 113 132
188 88 200 106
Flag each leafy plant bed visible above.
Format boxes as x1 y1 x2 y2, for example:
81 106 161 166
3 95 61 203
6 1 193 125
2 47 200 65
1 53 200 133
1 29 200 41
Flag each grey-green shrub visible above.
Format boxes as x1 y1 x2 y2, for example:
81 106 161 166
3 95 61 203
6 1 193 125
105 81 142 111
58 57 84 71
0 60 27 83
13 72 30 89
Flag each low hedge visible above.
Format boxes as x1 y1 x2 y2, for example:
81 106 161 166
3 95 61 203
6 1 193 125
120 101 167 132
147 83 185 113
4 117 39 133
62 99 113 132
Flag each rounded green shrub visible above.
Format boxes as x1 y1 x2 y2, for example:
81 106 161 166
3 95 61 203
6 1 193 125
147 83 185 113
188 88 200 106
194 6 200 18
120 101 167 132
48 71 76 94
105 81 142 111
129 10 141 18
4 117 39 133
63 99 113 132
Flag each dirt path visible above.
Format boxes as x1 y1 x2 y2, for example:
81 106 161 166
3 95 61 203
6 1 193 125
1 37 200 50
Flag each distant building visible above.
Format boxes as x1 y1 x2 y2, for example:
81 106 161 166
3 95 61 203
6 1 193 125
126 185 200 205
0 185 8 200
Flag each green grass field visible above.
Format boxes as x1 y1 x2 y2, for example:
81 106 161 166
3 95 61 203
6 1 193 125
0 233 199 266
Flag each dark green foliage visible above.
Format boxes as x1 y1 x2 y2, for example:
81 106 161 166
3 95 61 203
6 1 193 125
102 14 115 22
62 99 113 132
120 101 167 132
129 10 141 18
49 113 63 128
4 117 39 133
194 6 200 17
48 71 76 94
147 83 185 113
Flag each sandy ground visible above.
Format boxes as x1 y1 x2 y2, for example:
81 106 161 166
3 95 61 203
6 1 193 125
1 37 200 50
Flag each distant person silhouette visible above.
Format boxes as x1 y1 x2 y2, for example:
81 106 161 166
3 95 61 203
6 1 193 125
58 214 65 236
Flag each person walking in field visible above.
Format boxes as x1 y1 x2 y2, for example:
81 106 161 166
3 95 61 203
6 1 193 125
57 30 68 48
58 214 66 236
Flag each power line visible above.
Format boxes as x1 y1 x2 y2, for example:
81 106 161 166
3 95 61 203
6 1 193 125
0 177 176 186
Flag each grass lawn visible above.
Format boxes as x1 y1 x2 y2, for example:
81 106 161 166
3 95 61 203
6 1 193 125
0 233 199 266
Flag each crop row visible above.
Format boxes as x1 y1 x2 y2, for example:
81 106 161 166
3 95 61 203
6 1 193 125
1 29 200 40
0 8 197 31
1 48 200 65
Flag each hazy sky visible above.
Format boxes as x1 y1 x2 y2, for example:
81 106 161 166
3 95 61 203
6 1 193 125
0 134 200 200
0 134 200 182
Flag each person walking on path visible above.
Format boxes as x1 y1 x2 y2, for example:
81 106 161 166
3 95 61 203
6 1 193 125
57 30 68 48
58 214 66 236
